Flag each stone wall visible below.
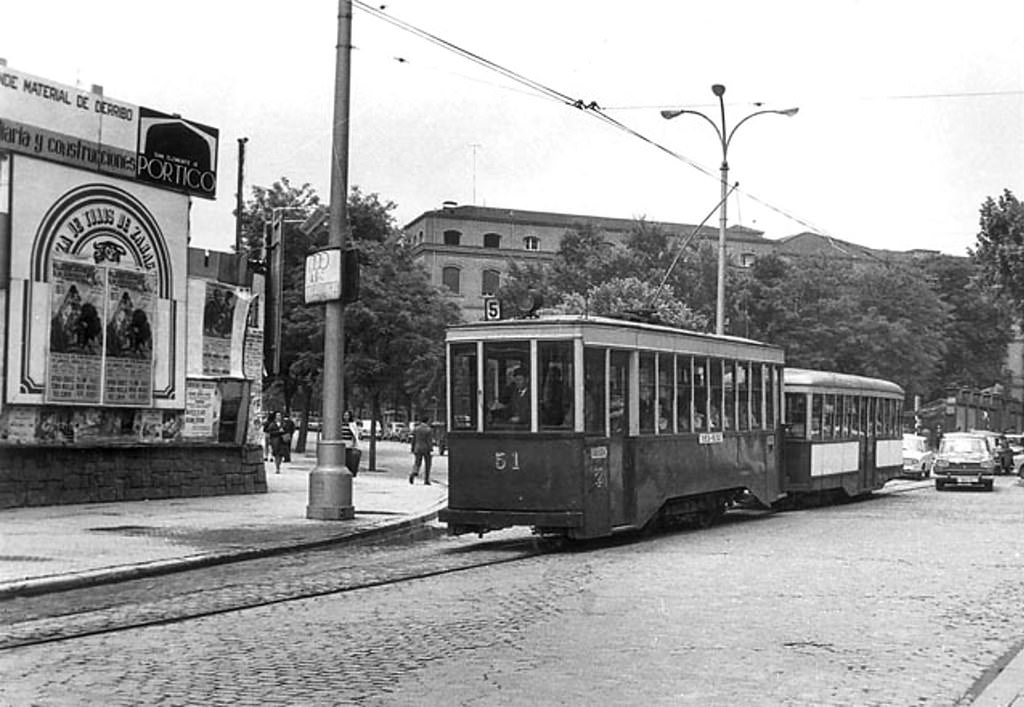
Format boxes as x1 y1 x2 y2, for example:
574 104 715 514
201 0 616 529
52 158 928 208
0 444 267 509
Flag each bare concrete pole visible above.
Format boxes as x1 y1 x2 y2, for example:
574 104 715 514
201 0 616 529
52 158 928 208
307 0 354 520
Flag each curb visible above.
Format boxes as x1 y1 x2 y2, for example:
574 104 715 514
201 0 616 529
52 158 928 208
0 499 447 600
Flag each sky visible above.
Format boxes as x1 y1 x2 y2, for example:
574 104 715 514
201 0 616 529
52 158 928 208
3 1 1022 256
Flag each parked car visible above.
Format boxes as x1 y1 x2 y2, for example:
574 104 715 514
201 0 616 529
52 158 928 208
932 432 996 491
359 419 384 440
901 433 934 479
386 421 409 442
306 416 322 433
969 430 1014 474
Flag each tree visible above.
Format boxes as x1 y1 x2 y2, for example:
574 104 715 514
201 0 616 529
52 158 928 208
971 189 1024 315
740 255 949 398
242 180 458 464
922 254 1013 400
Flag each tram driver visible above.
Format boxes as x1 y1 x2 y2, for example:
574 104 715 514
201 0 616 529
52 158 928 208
491 366 531 427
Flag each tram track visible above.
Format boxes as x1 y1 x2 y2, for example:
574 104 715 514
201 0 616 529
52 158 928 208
0 533 552 651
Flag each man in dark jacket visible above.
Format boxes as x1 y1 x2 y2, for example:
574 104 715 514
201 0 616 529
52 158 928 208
409 415 434 485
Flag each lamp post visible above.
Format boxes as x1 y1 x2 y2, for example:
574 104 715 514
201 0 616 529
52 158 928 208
661 84 798 336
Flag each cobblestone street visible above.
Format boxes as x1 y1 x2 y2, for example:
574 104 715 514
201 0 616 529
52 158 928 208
4 479 1024 705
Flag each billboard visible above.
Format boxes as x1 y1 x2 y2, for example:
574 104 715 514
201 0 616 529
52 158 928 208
0 65 218 199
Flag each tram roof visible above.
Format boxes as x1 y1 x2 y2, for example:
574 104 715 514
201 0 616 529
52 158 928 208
783 367 904 398
446 315 785 363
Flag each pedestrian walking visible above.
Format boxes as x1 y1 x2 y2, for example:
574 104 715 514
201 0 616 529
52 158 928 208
281 414 296 462
263 411 287 474
342 410 361 477
409 414 434 485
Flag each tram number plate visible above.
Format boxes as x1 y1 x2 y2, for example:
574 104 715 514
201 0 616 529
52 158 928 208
494 451 520 471
589 446 608 460
699 432 724 445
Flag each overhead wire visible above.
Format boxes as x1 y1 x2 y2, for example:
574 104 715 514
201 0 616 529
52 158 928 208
352 1 942 259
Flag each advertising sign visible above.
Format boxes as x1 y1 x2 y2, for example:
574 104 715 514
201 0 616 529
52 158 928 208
304 248 342 303
0 65 218 199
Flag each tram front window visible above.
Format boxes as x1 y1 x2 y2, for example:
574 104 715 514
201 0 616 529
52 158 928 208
539 341 573 429
485 343 531 430
449 343 478 431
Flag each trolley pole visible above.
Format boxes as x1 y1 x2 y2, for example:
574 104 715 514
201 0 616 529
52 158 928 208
307 0 355 520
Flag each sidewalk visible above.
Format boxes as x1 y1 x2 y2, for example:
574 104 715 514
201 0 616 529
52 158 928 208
0 447 447 599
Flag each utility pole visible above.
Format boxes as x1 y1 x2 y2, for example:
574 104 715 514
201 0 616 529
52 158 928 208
234 137 248 253
307 0 355 520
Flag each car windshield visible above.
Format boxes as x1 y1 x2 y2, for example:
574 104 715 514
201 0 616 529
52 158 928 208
903 437 928 453
940 437 986 454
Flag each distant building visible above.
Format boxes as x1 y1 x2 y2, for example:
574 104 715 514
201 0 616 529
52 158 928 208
404 202 774 321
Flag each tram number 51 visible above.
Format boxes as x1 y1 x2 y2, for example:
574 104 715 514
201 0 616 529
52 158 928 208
494 450 520 472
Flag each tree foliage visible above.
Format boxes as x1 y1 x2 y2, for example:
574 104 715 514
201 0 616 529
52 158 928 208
242 180 457 437
971 189 1024 315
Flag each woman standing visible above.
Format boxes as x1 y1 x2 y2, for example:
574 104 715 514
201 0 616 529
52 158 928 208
263 411 287 474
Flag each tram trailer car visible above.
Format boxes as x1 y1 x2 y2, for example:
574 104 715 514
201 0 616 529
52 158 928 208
439 316 787 540
781 368 905 505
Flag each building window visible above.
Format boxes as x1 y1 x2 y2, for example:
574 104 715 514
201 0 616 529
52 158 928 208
482 269 500 296
418 230 424 244
740 252 756 268
442 266 461 294
483 233 502 249
444 230 462 246
524 236 540 251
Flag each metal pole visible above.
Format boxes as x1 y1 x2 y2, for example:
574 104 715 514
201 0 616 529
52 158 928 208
234 137 248 253
713 84 728 337
308 0 354 520
716 159 728 336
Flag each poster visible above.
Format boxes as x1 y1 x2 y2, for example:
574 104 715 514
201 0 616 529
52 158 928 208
136 410 164 442
183 379 220 439
104 268 157 406
200 281 249 377
45 259 104 404
3 407 39 443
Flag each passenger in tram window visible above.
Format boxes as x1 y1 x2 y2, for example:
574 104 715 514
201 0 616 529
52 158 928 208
541 365 566 427
658 398 671 432
491 366 531 426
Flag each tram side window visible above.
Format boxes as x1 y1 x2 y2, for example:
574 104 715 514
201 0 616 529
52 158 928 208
738 362 750 432
584 347 606 435
850 396 861 436
766 366 776 429
658 354 673 433
811 393 823 439
676 356 692 433
639 352 656 434
840 395 851 438
609 351 629 435
785 392 807 438
539 341 573 429
709 359 724 431
823 394 837 439
694 358 709 431
751 364 763 430
449 344 478 431
484 342 531 430
723 361 736 431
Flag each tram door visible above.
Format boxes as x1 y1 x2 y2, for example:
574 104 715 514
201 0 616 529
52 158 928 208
584 348 629 530
607 350 630 525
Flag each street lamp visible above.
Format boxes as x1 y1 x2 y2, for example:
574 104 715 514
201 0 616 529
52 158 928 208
661 84 798 336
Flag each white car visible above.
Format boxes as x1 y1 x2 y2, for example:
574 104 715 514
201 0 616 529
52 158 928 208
901 434 934 479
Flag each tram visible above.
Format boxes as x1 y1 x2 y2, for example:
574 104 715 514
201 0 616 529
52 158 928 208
439 315 786 539
781 368 904 503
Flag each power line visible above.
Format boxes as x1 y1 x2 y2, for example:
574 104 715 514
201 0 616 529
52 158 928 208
353 1 837 239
